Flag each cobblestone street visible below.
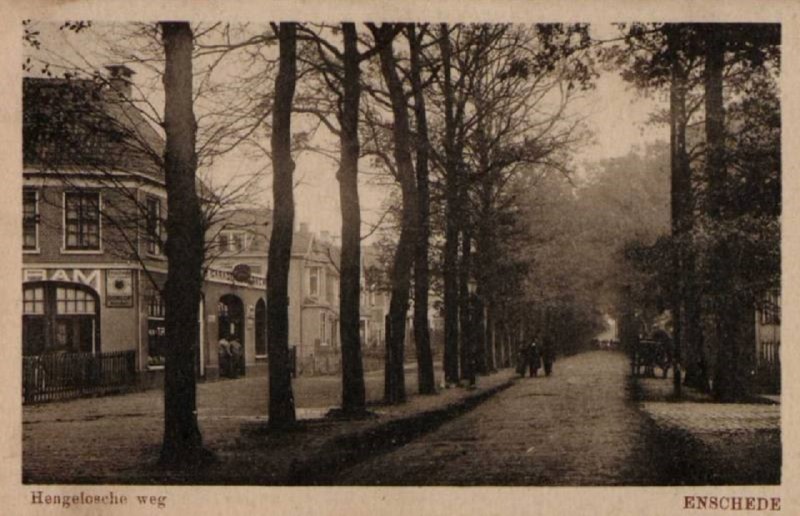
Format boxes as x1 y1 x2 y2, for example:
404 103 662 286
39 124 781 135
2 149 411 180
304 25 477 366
23 350 781 485
338 351 655 485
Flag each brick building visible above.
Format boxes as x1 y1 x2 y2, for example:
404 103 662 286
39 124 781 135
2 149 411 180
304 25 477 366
22 69 266 386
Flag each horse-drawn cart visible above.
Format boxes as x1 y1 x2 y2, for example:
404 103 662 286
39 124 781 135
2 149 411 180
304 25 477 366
630 335 673 378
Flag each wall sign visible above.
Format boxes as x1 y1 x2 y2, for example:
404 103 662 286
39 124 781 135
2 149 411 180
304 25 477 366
106 269 134 307
24 268 102 294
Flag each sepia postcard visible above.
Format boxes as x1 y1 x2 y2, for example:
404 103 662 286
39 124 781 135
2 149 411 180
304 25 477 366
1 0 797 514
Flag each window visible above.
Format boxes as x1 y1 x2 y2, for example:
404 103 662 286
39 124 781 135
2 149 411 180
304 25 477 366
146 197 162 255
56 286 96 314
148 292 166 318
760 291 781 325
64 191 100 250
23 286 44 315
326 273 335 304
231 232 244 253
320 311 327 344
218 230 249 254
309 267 321 297
23 190 39 251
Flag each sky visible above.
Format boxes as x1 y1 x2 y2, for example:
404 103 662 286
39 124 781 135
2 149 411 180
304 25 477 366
284 68 668 238
26 21 668 240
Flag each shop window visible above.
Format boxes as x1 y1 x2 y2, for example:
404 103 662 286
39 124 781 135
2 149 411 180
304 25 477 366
147 292 166 368
22 282 99 355
23 189 39 251
64 191 100 250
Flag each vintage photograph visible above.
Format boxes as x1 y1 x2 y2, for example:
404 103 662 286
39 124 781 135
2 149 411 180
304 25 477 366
18 19 780 490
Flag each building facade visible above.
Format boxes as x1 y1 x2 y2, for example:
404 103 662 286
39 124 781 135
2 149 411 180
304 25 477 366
22 72 267 386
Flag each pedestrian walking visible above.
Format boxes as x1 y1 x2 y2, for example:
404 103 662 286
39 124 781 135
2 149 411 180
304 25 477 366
527 339 541 377
218 338 231 378
542 336 556 377
230 339 242 378
516 341 529 377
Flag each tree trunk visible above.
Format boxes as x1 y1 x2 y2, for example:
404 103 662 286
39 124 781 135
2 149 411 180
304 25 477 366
373 24 418 404
338 22 368 414
266 22 298 428
474 294 486 375
486 303 496 372
667 25 686 398
439 24 461 386
683 262 709 392
667 26 708 396
704 25 749 401
159 21 208 465
408 24 436 395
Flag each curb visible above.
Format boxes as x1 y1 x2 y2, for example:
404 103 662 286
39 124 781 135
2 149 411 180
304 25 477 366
286 378 515 485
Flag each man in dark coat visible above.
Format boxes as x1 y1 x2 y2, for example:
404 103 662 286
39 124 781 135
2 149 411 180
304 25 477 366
229 339 243 378
218 339 231 378
527 340 542 377
542 335 556 376
516 342 529 376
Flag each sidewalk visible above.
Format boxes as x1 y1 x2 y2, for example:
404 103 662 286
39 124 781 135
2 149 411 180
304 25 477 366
633 375 781 485
23 366 517 484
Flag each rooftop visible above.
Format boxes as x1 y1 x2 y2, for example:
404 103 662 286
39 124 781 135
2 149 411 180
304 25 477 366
23 76 164 182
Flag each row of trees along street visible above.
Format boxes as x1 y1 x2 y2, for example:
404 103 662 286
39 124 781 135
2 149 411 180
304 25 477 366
22 21 779 466
606 24 780 402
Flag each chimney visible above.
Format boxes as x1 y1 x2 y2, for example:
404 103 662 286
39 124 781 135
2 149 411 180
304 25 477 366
299 222 309 235
105 64 135 99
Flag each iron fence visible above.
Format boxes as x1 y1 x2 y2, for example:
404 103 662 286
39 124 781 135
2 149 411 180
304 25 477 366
22 350 136 404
